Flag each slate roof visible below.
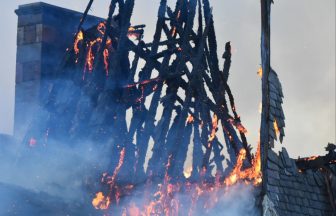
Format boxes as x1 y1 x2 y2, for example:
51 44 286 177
268 69 285 147
266 148 336 216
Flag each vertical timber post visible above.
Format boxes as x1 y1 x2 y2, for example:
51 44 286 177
260 0 271 195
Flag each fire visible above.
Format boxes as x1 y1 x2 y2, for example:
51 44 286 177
84 36 111 76
224 144 262 187
208 114 218 142
304 156 318 161
92 148 126 210
110 148 126 185
128 26 135 32
171 11 181 37
91 145 262 214
186 114 194 124
128 26 140 39
183 166 193 178
273 119 280 136
74 30 84 55
257 67 263 78
171 27 177 37
77 23 113 79
228 118 248 134
92 192 111 210
84 38 102 73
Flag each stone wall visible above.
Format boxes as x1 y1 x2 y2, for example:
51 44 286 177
265 148 335 216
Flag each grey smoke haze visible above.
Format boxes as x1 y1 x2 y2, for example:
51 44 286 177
0 1 335 156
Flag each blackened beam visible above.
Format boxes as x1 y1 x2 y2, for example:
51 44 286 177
149 0 197 174
296 153 336 171
134 53 171 179
76 0 95 36
147 87 177 176
191 101 203 179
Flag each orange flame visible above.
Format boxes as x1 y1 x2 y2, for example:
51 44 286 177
273 120 280 136
186 114 194 124
304 156 318 161
74 31 84 55
171 27 177 37
110 148 126 185
224 144 262 187
208 114 218 142
92 148 125 210
92 192 111 210
171 11 181 37
257 67 262 78
228 118 248 134
128 26 141 39
84 38 101 73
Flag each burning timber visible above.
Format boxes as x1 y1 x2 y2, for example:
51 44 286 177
16 0 335 215
22 0 263 214
25 0 259 183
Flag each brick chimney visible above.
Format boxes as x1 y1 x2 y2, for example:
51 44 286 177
14 2 101 137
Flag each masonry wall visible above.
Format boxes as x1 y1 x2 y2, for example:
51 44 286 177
14 2 101 137
266 148 335 216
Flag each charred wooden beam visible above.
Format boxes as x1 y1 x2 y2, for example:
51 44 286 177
296 143 336 171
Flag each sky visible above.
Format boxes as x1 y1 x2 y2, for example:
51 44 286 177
0 0 335 158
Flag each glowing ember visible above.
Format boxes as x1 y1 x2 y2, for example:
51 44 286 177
228 118 248 134
128 26 136 31
171 27 177 37
84 38 103 75
186 114 194 124
103 48 109 76
110 148 126 185
74 31 84 55
136 86 145 103
171 11 181 37
152 84 158 91
304 156 318 161
128 26 140 39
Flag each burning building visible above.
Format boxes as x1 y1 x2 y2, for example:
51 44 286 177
6 0 336 215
